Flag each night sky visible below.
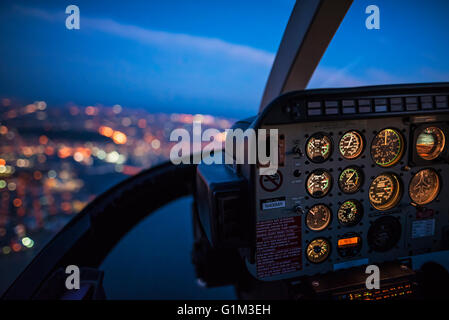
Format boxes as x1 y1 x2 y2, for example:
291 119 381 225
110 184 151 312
1 0 448 118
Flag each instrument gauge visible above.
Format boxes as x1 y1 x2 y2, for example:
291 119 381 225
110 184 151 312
306 170 332 198
337 200 363 226
368 216 401 252
338 166 364 194
371 128 404 167
306 238 331 263
306 204 332 231
369 173 402 211
416 126 446 160
409 168 440 205
339 131 364 159
306 133 332 163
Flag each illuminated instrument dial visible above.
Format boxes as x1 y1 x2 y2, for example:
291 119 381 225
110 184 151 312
416 126 446 160
306 238 331 263
338 166 364 194
337 200 363 226
369 173 402 211
371 128 404 167
306 133 332 163
409 168 440 205
306 170 332 198
306 204 332 231
339 131 364 159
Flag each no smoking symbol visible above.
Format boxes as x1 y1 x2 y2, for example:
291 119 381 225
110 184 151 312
260 171 283 192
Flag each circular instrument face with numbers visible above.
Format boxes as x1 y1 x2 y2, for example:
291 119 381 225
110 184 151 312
338 166 364 194
306 204 332 231
369 173 402 211
337 200 363 226
371 128 404 167
306 238 331 263
306 170 332 198
339 131 364 159
416 126 446 160
409 168 440 205
306 133 332 163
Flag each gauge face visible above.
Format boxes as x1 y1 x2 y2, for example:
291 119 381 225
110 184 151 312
338 166 364 194
337 200 363 226
369 173 402 211
306 238 331 263
339 131 364 159
416 126 446 160
306 170 332 198
368 216 401 252
306 204 332 231
306 133 332 163
371 129 404 167
409 168 440 205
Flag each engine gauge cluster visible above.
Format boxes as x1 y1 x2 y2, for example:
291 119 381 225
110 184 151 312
337 200 363 226
306 169 332 198
338 166 363 194
339 131 364 159
306 133 332 163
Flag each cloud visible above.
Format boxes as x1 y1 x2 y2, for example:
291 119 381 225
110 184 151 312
14 5 275 66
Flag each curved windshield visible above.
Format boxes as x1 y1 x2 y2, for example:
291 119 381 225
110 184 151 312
308 0 449 88
0 0 294 296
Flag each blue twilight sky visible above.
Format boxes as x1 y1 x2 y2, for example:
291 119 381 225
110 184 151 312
0 0 448 118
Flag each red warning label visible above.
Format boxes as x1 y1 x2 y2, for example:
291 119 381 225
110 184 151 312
259 171 283 192
256 216 302 279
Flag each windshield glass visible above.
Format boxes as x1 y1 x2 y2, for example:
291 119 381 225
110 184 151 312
0 0 294 296
308 0 449 88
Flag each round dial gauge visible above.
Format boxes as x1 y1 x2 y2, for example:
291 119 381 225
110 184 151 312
306 238 331 263
338 166 364 194
306 170 332 198
416 126 446 160
368 216 401 252
306 204 332 231
339 131 364 159
337 200 363 226
371 128 404 167
306 133 332 163
409 168 440 205
369 173 402 211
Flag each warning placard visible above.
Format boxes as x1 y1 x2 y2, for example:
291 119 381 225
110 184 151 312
256 216 302 279
259 171 283 192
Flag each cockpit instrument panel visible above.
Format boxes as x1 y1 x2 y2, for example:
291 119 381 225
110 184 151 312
244 84 449 281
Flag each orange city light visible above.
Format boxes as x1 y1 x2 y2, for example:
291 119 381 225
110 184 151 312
112 131 127 144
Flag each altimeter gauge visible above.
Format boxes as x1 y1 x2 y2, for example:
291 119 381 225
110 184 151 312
371 128 404 167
